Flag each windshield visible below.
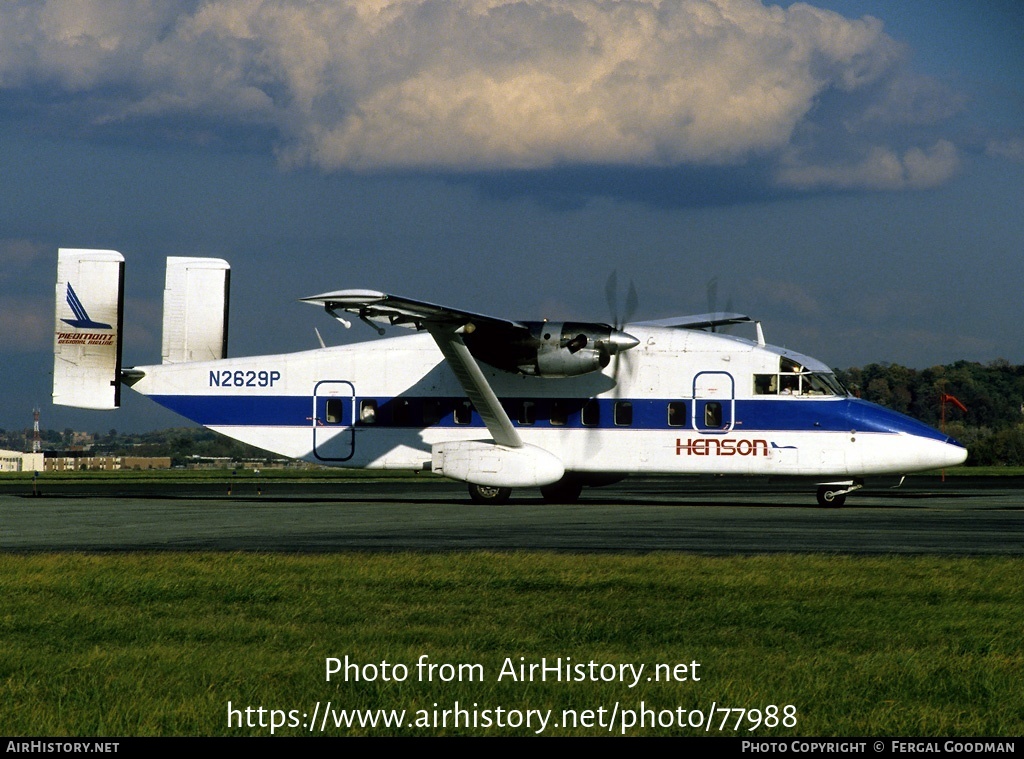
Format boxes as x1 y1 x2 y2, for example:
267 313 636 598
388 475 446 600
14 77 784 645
754 369 847 397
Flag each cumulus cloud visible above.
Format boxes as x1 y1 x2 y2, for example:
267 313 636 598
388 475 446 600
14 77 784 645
986 138 1024 163
777 139 960 190
0 0 959 188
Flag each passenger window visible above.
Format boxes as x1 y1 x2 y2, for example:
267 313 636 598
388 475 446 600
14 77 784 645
392 399 411 426
519 401 536 425
704 402 722 428
582 400 600 427
550 401 567 426
454 401 473 425
667 401 686 427
422 399 441 426
359 400 377 424
325 399 343 424
614 401 633 426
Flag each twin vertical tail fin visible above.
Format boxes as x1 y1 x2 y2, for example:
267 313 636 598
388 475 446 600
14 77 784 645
53 250 231 409
161 257 230 364
53 249 125 409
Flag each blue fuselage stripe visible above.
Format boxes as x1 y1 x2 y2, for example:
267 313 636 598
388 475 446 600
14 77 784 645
147 394 958 445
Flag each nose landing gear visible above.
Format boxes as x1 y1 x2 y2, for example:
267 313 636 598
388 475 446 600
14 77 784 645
816 481 863 508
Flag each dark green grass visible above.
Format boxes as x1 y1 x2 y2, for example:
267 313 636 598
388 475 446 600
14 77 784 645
1 553 1021 736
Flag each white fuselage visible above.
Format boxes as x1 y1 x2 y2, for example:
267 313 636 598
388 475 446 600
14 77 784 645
129 326 967 482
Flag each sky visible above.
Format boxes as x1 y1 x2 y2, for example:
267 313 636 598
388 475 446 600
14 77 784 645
1 0 1021 434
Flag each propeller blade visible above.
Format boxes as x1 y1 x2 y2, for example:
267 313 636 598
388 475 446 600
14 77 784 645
605 271 619 326
707 277 718 314
602 270 641 395
624 280 638 326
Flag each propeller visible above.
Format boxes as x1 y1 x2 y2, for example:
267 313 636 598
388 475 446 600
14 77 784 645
605 270 638 329
603 271 641 394
706 276 735 333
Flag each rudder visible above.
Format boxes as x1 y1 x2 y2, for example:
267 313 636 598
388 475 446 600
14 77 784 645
161 257 231 363
53 249 125 409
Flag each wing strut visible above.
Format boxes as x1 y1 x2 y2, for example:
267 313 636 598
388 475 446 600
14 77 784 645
427 325 522 449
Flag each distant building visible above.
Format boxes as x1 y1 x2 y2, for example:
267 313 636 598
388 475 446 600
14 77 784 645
122 457 172 470
0 450 45 472
41 454 171 471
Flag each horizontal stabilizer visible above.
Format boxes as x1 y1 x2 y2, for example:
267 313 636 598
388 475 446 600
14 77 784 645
53 248 124 409
162 257 230 363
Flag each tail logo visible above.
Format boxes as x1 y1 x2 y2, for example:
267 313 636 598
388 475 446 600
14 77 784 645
61 283 112 330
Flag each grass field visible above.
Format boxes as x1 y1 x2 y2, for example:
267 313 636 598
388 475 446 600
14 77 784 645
1 552 1021 736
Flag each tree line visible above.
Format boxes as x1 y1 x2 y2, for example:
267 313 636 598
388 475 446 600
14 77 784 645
834 360 1024 466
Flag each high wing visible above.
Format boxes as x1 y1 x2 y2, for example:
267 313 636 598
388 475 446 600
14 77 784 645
301 289 528 335
301 289 641 448
302 289 528 448
301 289 639 379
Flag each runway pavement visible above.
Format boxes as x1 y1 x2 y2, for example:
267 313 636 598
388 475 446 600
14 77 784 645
2 475 1021 554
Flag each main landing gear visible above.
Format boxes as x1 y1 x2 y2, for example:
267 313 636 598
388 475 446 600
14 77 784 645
466 478 586 505
815 481 863 508
539 479 584 504
467 483 512 504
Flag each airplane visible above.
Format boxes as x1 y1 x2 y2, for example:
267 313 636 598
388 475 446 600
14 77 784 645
52 248 967 507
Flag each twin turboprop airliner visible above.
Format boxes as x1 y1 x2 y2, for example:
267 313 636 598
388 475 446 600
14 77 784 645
53 249 967 506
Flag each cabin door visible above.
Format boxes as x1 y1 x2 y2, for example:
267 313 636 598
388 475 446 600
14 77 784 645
693 371 734 433
312 380 356 461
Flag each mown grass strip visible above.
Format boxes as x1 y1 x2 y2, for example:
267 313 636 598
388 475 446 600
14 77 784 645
1 553 1021 736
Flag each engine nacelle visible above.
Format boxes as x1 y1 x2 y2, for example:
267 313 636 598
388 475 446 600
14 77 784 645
463 320 639 378
531 345 607 376
516 321 638 377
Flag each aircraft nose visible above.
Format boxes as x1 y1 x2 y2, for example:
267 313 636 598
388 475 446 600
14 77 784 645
942 439 968 468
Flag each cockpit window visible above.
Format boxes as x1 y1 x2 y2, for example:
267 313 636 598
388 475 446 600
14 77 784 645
804 372 846 396
779 373 800 395
754 366 847 397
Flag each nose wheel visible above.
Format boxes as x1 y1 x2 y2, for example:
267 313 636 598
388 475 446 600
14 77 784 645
816 486 846 508
815 481 862 508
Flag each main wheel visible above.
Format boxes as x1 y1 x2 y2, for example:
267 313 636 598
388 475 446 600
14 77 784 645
468 483 512 504
816 486 847 508
539 480 583 504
